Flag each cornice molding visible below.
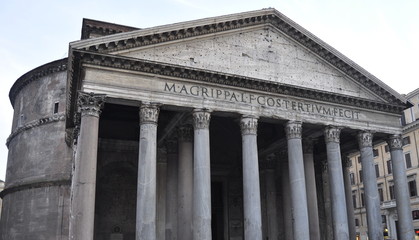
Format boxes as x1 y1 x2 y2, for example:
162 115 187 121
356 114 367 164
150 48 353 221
9 58 67 107
0 179 71 199
6 114 65 148
71 9 406 107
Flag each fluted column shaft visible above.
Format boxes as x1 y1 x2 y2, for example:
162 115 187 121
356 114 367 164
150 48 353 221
303 139 321 240
136 103 160 240
285 121 310 240
324 126 349 240
388 135 415 240
342 157 356 240
70 92 105 240
192 109 212 240
165 139 178 240
177 125 193 240
241 116 262 239
358 131 383 240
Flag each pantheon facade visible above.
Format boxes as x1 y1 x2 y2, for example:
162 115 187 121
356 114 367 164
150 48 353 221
0 8 415 240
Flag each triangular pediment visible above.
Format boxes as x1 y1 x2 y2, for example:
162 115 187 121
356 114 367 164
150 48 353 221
69 8 407 107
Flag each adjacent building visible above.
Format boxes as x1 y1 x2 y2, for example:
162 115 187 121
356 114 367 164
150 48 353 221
0 8 415 240
349 88 419 240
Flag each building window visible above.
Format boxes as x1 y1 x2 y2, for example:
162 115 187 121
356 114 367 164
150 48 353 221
359 170 363 183
409 180 417 197
53 102 59 114
401 112 406 126
413 210 419 220
373 149 379 157
361 192 365 207
389 185 395 200
350 173 355 185
378 188 384 202
382 215 387 224
375 164 380 178
348 159 352 167
385 145 390 153
357 156 361 163
405 153 412 169
403 136 411 146
355 218 360 227
387 160 392 174
352 191 357 208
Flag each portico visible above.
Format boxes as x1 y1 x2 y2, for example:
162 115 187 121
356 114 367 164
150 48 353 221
65 9 411 240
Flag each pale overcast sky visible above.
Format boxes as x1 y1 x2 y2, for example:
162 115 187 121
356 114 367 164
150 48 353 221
0 0 418 181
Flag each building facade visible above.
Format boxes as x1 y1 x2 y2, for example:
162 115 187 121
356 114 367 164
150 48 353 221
349 88 419 240
0 9 415 240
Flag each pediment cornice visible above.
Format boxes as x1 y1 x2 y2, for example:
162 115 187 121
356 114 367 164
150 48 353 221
66 50 406 129
69 9 407 108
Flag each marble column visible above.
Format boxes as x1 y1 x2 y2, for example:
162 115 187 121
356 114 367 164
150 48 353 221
240 116 263 239
303 139 321 240
165 139 178 240
285 121 310 240
136 103 160 240
263 154 279 240
321 160 334 240
387 135 415 240
324 126 349 240
177 125 193 240
280 151 294 240
358 131 383 240
192 109 212 240
69 92 105 240
342 157 356 240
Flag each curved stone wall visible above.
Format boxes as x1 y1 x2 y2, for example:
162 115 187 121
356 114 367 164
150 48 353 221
0 59 72 239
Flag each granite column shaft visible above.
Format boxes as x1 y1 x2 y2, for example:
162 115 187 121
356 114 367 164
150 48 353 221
177 125 193 240
324 126 349 240
241 116 263 240
136 103 160 240
388 135 415 240
165 139 178 240
192 109 212 240
285 121 310 240
303 139 321 240
69 92 105 240
358 131 383 240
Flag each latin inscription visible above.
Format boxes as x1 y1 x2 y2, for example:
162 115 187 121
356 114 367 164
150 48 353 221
164 82 360 120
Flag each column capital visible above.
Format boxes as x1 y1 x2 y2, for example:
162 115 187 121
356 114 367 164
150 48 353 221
387 134 403 151
302 138 314 154
177 124 193 142
165 138 178 154
324 126 342 143
260 153 277 170
357 131 373 148
240 116 258 135
285 121 302 139
139 102 160 125
77 92 106 118
192 109 211 129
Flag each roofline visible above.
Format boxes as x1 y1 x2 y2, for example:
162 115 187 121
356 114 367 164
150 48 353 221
68 8 408 106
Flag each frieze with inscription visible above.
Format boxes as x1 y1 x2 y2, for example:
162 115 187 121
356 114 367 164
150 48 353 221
164 82 360 120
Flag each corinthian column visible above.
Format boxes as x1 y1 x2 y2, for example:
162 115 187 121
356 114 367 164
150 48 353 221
136 103 160 240
387 135 415 240
358 131 382 240
303 139 321 240
240 116 262 239
165 139 178 240
70 92 106 240
285 121 310 240
177 124 193 240
192 109 212 240
342 157 356 240
324 126 349 240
